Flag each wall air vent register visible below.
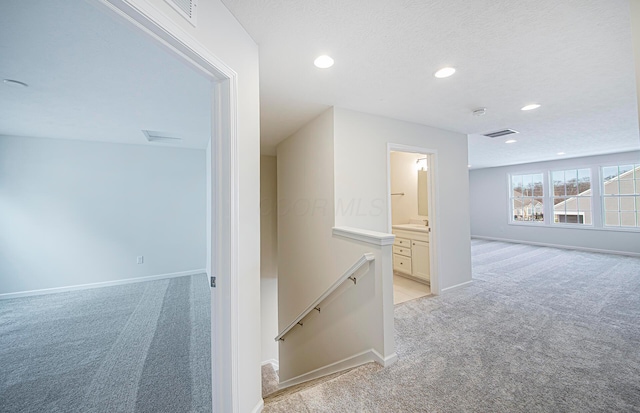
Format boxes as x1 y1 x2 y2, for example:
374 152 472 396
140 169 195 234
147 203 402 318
164 0 198 26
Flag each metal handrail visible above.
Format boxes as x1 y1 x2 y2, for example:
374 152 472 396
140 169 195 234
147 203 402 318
274 252 375 342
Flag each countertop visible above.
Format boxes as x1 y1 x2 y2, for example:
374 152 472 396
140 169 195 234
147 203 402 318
392 223 430 233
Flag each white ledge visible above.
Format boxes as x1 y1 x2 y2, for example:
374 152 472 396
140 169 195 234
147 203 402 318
333 226 395 246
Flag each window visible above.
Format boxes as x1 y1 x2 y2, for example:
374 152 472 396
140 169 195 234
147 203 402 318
507 163 640 231
510 173 544 222
602 164 640 228
551 169 592 225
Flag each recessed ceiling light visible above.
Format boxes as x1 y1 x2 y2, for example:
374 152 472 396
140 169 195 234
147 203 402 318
505 139 517 144
3 79 28 88
557 152 565 155
434 67 456 78
521 104 540 111
314 55 334 69
468 164 472 168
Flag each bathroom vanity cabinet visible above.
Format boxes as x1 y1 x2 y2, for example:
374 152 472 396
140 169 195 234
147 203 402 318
392 226 430 283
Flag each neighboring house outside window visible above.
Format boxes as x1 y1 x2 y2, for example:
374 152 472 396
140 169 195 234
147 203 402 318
602 164 640 228
552 168 592 225
508 164 639 231
511 173 544 222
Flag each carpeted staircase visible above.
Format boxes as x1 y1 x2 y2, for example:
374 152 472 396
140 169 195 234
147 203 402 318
261 363 280 398
262 362 363 404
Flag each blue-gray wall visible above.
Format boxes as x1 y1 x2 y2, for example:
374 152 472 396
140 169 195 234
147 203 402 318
469 150 640 255
0 135 206 294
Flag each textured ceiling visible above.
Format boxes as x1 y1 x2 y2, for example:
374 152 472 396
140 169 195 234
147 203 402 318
222 0 640 167
0 0 211 149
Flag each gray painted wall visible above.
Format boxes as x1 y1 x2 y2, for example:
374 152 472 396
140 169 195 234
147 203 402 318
0 135 206 294
469 150 640 255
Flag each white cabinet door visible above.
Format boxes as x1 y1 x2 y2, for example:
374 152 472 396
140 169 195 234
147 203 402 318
393 254 412 275
411 240 430 281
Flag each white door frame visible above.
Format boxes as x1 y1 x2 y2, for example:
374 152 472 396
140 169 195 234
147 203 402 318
387 143 441 295
93 1 240 411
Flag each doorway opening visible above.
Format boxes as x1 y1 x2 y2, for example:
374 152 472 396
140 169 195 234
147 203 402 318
96 1 241 411
387 145 439 303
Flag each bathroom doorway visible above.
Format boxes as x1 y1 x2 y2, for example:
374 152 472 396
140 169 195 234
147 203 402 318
387 144 439 303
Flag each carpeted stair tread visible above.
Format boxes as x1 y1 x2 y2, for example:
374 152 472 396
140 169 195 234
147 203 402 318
264 364 368 403
261 363 280 398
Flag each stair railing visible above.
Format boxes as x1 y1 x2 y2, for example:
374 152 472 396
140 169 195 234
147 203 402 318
274 252 375 342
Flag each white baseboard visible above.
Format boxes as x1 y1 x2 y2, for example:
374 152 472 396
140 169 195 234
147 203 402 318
393 271 430 286
251 399 264 413
0 269 207 300
441 280 473 293
471 235 640 257
371 349 398 367
261 358 279 371
278 348 387 390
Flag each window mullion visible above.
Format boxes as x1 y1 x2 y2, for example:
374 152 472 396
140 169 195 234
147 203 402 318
543 170 551 225
592 166 603 228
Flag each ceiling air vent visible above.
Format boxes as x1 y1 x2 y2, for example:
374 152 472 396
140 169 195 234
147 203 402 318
143 130 183 144
165 0 198 26
483 129 519 138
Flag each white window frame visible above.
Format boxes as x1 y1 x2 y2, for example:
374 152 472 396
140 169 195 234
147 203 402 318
550 168 594 227
506 163 640 233
601 163 640 230
508 172 546 225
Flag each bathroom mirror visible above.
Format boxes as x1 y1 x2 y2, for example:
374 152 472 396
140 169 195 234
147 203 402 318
418 169 428 216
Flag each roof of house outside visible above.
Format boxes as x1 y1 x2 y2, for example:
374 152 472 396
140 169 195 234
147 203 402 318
553 165 639 210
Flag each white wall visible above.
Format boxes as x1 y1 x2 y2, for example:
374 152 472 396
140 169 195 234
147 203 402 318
277 109 335 328
260 155 278 363
206 137 212 279
390 151 424 225
0 135 205 294
630 0 640 124
276 106 473 383
278 235 393 385
276 108 337 380
469 150 640 255
120 1 262 411
333 108 472 290
277 108 395 383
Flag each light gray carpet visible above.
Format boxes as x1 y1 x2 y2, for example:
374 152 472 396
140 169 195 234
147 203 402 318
264 240 640 412
0 274 211 413
262 363 279 398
